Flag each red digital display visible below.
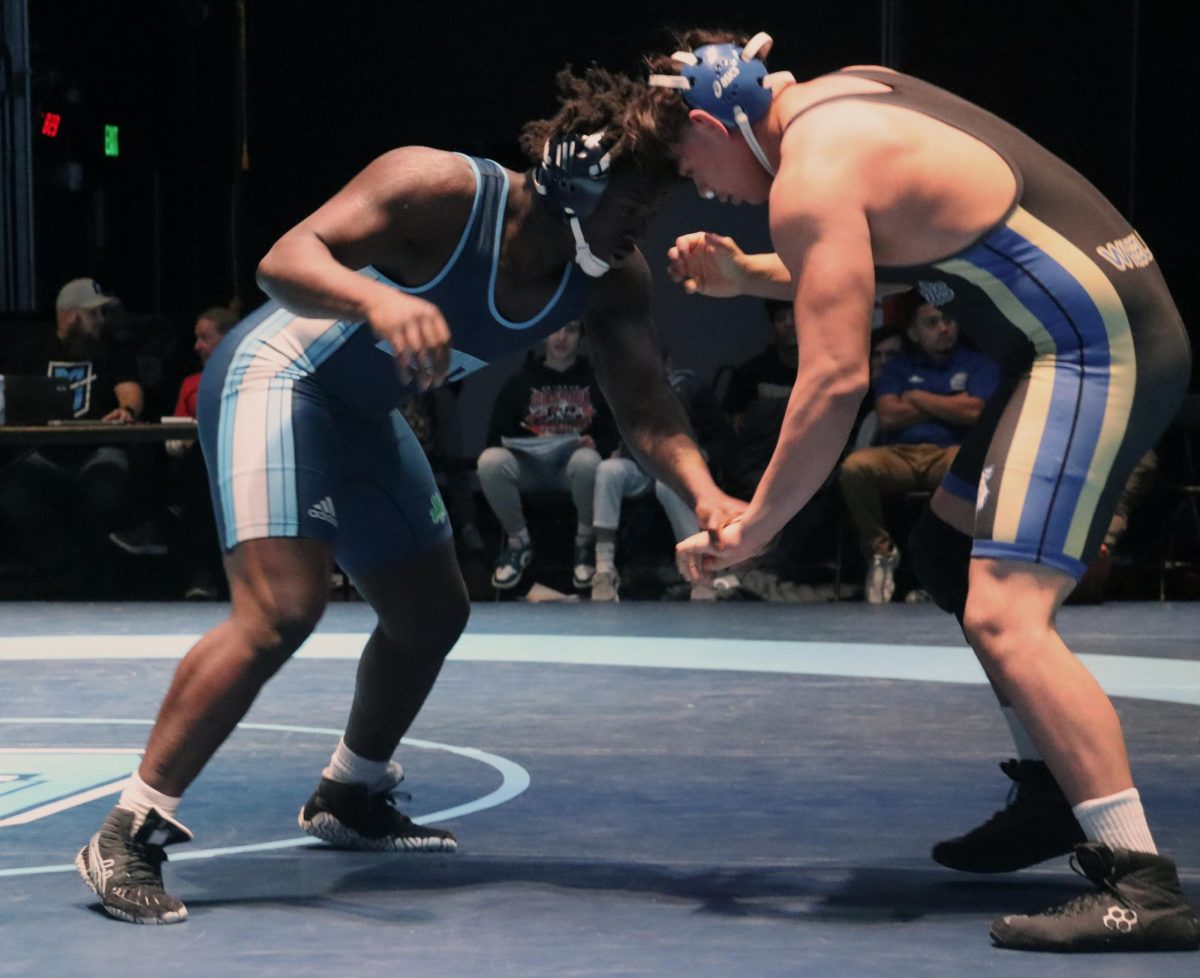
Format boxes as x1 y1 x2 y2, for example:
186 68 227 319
41 112 62 137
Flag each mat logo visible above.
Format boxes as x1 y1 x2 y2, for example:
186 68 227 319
0 749 139 827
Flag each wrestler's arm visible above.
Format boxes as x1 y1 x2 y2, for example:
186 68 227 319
732 161 876 551
666 233 793 300
667 232 906 302
257 147 466 384
585 252 745 527
257 148 448 317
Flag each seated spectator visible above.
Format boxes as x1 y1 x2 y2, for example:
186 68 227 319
477 321 616 590
721 299 797 500
590 356 735 601
849 325 906 452
0 278 145 596
721 299 854 591
169 307 238 422
838 298 1000 602
111 307 238 597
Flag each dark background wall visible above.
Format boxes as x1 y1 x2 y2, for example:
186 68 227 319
17 0 1200 441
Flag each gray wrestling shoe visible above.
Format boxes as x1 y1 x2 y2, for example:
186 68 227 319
76 806 193 924
991 843 1200 952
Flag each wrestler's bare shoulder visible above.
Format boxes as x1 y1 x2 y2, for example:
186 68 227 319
354 146 478 204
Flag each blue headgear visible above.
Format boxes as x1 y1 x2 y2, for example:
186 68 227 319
532 131 614 277
649 32 793 177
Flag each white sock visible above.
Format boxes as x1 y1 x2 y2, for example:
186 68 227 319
595 539 616 573
323 738 391 791
118 770 182 833
1073 787 1158 854
1001 706 1042 761
575 523 594 545
508 526 531 548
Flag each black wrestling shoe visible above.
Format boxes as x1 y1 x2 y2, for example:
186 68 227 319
299 776 457 852
932 759 1085 872
990 843 1200 952
75 806 193 925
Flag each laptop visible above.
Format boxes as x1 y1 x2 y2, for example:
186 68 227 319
0 375 75 424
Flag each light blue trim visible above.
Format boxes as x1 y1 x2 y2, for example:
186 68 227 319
387 153 483 296
218 308 295 548
486 160 574 330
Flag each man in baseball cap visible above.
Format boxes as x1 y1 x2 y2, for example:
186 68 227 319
56 276 117 312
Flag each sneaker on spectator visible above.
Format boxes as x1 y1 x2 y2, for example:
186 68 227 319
183 570 218 601
108 521 169 557
865 546 900 604
492 540 533 590
713 573 740 596
905 588 931 603
591 568 619 602
573 540 595 590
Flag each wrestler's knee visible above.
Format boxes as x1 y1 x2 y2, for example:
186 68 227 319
961 578 1050 686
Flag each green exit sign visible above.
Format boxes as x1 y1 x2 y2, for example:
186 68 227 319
104 125 119 157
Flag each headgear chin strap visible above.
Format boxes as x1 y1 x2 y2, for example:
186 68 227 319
649 31 794 177
532 131 614 277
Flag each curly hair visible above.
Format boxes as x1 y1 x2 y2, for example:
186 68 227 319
520 64 681 190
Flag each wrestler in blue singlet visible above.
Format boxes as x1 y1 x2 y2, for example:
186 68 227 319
198 156 590 578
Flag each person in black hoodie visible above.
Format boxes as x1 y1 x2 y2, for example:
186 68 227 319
477 320 617 590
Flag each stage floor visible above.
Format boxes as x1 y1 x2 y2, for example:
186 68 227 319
2 601 1197 977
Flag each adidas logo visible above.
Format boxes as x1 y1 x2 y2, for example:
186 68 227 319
307 496 338 527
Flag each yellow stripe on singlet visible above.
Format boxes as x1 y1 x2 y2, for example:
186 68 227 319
934 207 1135 558
933 253 1056 546
1004 208 1135 560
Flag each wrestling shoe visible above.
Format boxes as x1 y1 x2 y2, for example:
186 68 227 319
492 540 533 590
932 759 1085 872
75 806 193 925
299 776 457 852
590 568 619 602
991 843 1200 952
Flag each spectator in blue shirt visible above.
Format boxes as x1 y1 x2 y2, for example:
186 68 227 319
838 297 1000 602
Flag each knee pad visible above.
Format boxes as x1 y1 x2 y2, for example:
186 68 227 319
908 508 972 619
